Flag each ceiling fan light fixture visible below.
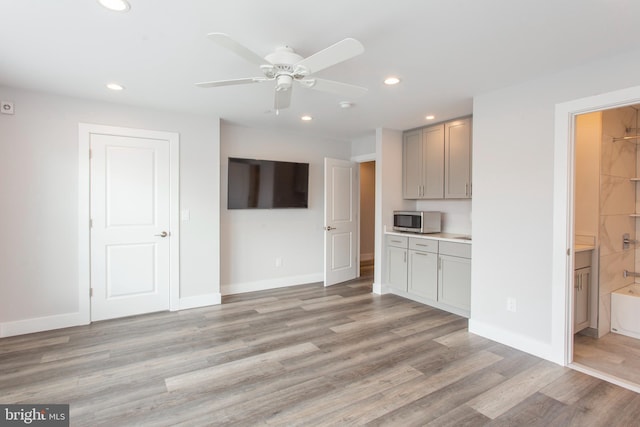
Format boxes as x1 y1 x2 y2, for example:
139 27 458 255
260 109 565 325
426 115 435 120
98 0 131 12
384 76 401 85
276 74 293 91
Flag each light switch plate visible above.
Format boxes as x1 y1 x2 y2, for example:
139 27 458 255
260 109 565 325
1 101 14 115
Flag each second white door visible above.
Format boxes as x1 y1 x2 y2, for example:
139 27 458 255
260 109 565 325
90 133 171 321
324 158 358 286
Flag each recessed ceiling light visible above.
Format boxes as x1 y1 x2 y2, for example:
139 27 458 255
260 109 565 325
106 83 125 91
384 76 400 85
98 0 131 12
426 115 435 120
301 115 313 121
339 101 353 109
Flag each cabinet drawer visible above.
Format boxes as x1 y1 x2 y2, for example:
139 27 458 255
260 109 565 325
439 241 471 258
409 238 438 253
386 235 408 248
575 250 592 270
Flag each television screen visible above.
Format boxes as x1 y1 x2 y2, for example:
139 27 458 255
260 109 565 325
227 157 309 209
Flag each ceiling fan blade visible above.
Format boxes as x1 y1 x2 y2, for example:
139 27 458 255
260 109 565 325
300 78 368 98
295 38 364 75
207 33 270 67
195 77 268 88
274 88 292 110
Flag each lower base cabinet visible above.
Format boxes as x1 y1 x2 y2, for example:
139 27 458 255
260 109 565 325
408 250 438 300
385 234 471 317
386 235 409 291
438 254 471 311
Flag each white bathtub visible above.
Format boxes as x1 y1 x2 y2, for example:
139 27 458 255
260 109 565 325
611 284 640 339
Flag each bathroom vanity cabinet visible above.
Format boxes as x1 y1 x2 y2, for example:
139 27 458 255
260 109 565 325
574 249 592 333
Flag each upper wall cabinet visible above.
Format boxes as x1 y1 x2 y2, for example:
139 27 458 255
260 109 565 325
403 117 472 199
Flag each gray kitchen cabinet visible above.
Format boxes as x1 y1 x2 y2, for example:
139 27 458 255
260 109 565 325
403 129 423 199
408 238 439 300
437 241 472 312
403 117 471 200
403 124 445 199
386 235 408 292
438 255 471 311
385 234 471 317
444 118 472 199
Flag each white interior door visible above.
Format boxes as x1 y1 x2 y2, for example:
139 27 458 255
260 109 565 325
324 158 358 286
90 133 171 321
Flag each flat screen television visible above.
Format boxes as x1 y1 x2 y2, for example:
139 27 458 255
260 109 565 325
227 157 309 209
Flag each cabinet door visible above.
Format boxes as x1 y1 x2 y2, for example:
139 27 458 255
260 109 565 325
386 246 408 291
408 250 438 300
444 118 472 199
574 267 590 333
422 124 445 198
403 130 423 199
438 255 471 311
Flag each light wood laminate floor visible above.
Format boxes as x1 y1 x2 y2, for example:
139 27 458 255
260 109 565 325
574 331 640 388
2 277 640 426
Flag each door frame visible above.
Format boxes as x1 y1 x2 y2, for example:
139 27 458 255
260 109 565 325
352 153 377 280
78 123 180 323
553 85 640 367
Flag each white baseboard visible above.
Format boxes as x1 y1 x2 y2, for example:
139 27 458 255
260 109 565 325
468 318 561 365
0 292 224 338
0 311 89 338
222 273 323 295
177 293 221 310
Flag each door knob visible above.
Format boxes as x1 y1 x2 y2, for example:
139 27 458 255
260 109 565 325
155 231 169 238
325 226 336 231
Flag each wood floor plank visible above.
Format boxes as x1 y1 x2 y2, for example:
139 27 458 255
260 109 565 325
539 368 602 405
467 360 567 419
165 342 319 392
486 392 568 427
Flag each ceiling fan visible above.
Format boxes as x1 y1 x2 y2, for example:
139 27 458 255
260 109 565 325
196 33 368 112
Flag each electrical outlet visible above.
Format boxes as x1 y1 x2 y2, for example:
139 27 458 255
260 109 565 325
1 101 14 115
507 297 517 313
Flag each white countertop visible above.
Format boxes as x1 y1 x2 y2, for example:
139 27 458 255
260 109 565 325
385 230 472 244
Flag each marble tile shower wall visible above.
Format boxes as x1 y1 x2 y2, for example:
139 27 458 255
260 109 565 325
598 106 637 337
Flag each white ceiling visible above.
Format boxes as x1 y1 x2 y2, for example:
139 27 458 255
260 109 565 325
1 0 639 140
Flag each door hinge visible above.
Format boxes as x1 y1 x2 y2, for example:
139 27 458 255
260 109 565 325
90 219 93 228
90 287 93 297
89 149 92 159
567 248 571 256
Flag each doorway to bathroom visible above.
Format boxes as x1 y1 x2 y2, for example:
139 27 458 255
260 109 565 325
571 104 640 390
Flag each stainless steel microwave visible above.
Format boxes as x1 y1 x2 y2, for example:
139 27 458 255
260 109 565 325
393 211 441 233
